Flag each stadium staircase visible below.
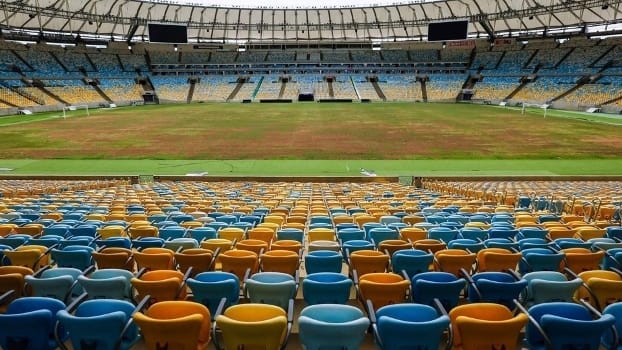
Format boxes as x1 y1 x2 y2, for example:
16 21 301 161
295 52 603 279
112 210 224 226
90 80 113 104
251 76 264 100
371 80 387 101
12 50 35 71
601 94 622 107
524 50 540 69
0 81 44 106
328 80 335 98
226 78 245 101
278 79 287 99
187 79 196 103
35 82 68 105
420 79 428 102
551 75 594 103
0 96 17 108
505 78 530 100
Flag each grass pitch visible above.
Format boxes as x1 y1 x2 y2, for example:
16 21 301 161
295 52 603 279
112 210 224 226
0 102 620 176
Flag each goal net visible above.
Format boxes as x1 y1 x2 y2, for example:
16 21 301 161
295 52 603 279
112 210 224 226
521 102 550 118
62 104 90 119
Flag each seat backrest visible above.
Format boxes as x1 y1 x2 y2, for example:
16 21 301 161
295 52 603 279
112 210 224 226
375 304 450 350
216 303 287 350
298 304 369 350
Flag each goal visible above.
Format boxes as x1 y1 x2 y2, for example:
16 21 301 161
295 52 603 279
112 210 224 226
62 104 90 119
521 102 550 118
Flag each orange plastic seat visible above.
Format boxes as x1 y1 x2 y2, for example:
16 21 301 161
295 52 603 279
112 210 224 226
235 239 269 255
357 272 411 311
219 249 259 281
377 239 413 257
133 300 211 350
349 250 389 276
133 247 175 271
561 248 605 273
174 248 216 277
434 249 477 277
476 248 522 272
92 247 134 271
260 250 300 276
131 269 187 305
449 303 528 350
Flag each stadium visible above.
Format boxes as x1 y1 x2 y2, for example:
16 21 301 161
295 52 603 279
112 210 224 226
0 0 622 349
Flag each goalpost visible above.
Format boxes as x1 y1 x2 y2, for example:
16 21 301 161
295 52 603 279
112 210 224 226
521 102 550 118
62 105 90 119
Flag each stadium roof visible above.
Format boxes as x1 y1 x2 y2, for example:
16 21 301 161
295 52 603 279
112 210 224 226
0 0 620 43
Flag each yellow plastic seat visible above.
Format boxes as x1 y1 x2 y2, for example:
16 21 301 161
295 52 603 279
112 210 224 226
96 225 128 239
576 270 622 311
307 228 336 242
128 225 159 239
217 228 245 242
5 245 49 270
214 303 289 350
133 300 211 350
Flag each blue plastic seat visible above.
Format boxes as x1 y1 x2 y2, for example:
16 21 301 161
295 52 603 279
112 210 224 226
447 238 485 252
518 247 565 274
56 299 141 350
391 249 433 279
521 271 582 306
244 272 297 311
305 250 343 274
187 227 218 241
158 226 187 240
78 268 134 301
187 271 240 319
458 227 488 241
427 227 458 243
276 228 304 243
488 227 519 240
411 271 466 311
517 227 549 240
525 302 615 350
51 245 95 271
131 237 165 250
302 272 352 305
336 228 366 243
0 297 67 350
25 267 83 302
466 271 527 310
372 303 450 350
602 302 622 350
298 304 369 350
342 240 375 257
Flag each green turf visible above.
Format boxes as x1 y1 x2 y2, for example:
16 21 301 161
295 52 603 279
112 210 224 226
0 159 621 176
0 102 620 176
